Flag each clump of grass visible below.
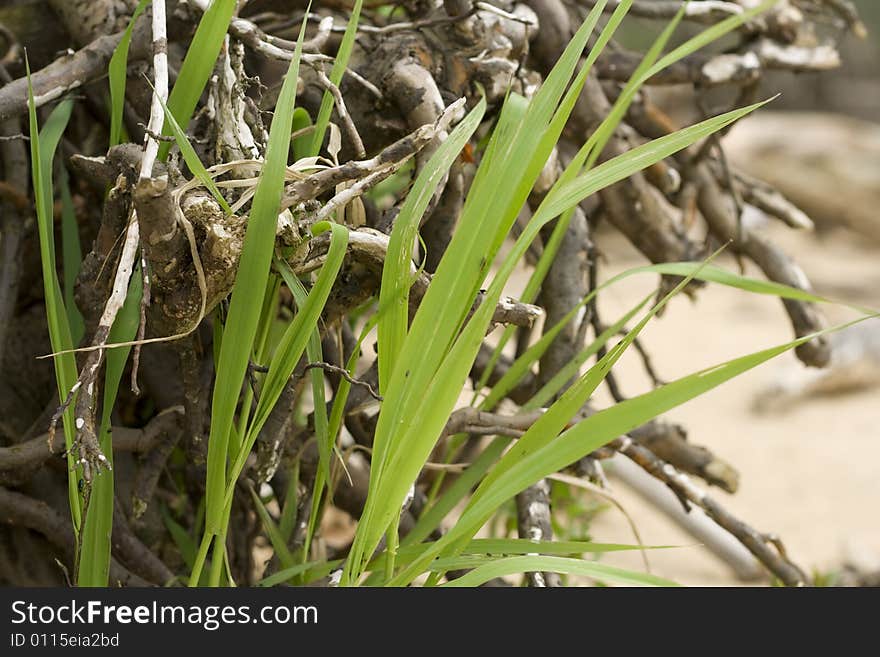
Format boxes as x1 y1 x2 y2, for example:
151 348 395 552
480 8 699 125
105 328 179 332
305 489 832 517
29 0 874 588
174 0 874 588
341 0 812 587
190 17 314 587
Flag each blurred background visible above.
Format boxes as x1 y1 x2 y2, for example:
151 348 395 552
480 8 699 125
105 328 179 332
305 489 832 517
586 0 880 585
771 0 879 119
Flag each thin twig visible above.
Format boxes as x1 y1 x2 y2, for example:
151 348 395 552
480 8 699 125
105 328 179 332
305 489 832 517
609 436 809 586
311 64 367 159
61 0 169 482
303 362 383 401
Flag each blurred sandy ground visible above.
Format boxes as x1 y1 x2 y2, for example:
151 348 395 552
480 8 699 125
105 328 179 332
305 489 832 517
568 224 879 586
565 0 880 586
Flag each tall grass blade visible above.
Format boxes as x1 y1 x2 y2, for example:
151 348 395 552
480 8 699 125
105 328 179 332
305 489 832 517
225 222 349 508
391 312 874 585
359 100 767 585
59 165 85 343
78 270 142 586
248 484 296 569
523 296 652 411
481 294 646 411
26 78 82 531
192 18 307 586
109 0 150 148
291 107 313 160
161 505 198 572
263 537 657 587
440 555 676 587
155 89 232 213
159 0 238 160
377 98 485 391
345 2 622 583
399 436 511 549
212 222 347 576
477 0 774 391
475 250 726 508
276 261 330 557
383 100 770 585
306 0 363 156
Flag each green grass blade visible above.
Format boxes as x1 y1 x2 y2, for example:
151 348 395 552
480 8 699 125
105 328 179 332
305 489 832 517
109 0 150 147
59 164 85 343
276 261 330 558
542 101 769 220
460 538 664 556
387 537 662 585
468 315 876 540
193 19 307 586
362 102 766 585
343 0 785 587
394 0 610 398
476 0 767 391
584 6 684 171
291 107 313 160
481 0 621 272
326 318 375 462
523 295 652 411
415 298 649 550
480 293 608 411
36 99 73 263
383 98 771 585
377 98 485 392
248 484 296 569
648 1 779 82
523 256 879 410
155 89 232 213
399 436 511 549
522 257 879 412
344 4 621 582
472 251 723 516
313 314 381 555
264 536 653 587
440 555 676 587
257 558 343 587
26 77 82 531
390 94 528 416
78 269 142 586
306 0 363 156
158 0 238 160
392 313 874 585
633 263 875 312
161 505 198 571
234 277 280 444
223 222 349 510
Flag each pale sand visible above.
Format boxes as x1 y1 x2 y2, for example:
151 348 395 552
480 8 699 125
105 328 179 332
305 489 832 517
573 225 880 586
